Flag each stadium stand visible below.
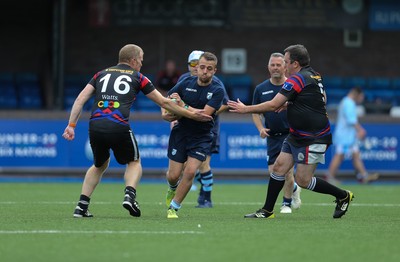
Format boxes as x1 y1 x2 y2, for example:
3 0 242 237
0 72 18 109
134 92 161 112
225 74 253 105
15 72 42 109
64 74 96 111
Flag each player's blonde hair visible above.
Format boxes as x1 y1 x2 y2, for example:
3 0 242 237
119 44 142 63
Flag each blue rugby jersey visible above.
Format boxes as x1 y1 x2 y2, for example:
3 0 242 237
167 76 224 134
252 79 289 136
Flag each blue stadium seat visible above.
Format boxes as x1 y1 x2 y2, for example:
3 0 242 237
64 74 92 110
365 77 394 104
215 74 228 87
326 88 348 105
0 72 18 109
391 78 400 90
367 77 391 90
83 97 95 111
0 83 18 109
144 73 156 83
135 93 161 112
15 72 42 109
344 77 367 90
323 76 344 90
225 74 253 104
365 89 395 103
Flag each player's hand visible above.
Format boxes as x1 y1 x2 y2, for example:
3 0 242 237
227 98 247 113
62 126 75 141
169 93 184 106
260 128 270 138
162 111 181 122
275 102 288 113
192 109 213 122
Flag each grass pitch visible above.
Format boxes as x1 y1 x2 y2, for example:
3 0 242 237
0 180 399 262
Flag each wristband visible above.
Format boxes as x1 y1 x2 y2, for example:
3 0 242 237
68 122 76 128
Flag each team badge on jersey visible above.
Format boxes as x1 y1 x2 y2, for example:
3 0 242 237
172 149 177 155
207 92 213 100
282 82 293 91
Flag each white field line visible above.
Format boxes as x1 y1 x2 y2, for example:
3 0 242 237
0 230 203 235
0 201 399 207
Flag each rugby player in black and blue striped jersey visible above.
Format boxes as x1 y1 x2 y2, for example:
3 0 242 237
229 45 354 219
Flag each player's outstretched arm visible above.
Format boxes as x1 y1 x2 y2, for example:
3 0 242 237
228 94 287 114
63 84 95 141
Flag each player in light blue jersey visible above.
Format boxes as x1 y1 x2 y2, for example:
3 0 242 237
326 87 379 184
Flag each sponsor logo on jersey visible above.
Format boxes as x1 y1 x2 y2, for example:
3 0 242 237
262 90 274 95
310 75 321 80
97 100 120 108
282 82 293 91
172 149 177 155
185 88 197 92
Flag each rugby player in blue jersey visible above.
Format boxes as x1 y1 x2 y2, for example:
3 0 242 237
176 50 230 208
229 44 354 219
252 52 301 214
162 52 225 218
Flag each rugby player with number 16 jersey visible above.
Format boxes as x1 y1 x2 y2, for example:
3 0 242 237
62 44 211 218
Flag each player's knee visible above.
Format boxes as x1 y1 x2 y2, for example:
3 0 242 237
294 176 309 188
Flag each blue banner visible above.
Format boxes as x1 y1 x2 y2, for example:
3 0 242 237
0 119 399 173
369 0 400 30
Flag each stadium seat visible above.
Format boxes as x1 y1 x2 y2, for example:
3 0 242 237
225 74 253 104
323 76 344 90
135 93 161 112
64 74 92 110
326 88 348 105
0 72 18 109
344 77 367 90
391 77 400 90
83 97 95 111
144 73 156 83
15 72 42 109
367 77 391 90
366 89 396 104
215 74 228 87
0 83 18 109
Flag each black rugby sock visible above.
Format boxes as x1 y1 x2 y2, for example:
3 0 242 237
262 173 285 212
125 186 136 198
78 194 90 210
307 177 347 199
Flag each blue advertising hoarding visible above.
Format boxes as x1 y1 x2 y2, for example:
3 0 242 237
369 0 400 30
0 119 399 174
